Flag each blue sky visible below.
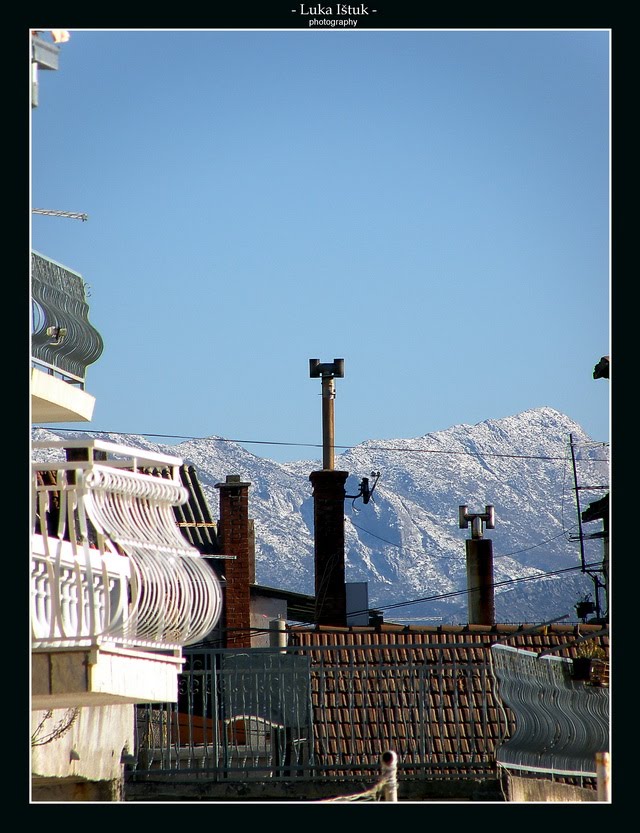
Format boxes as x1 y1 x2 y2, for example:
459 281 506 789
31 28 610 464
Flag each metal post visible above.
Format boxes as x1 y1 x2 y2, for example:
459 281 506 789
596 751 610 802
380 750 398 802
570 433 603 619
570 433 587 572
309 358 344 472
321 375 336 470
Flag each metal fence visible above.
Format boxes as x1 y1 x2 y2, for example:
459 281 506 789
130 643 505 782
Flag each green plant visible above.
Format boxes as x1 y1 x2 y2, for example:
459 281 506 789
575 638 607 660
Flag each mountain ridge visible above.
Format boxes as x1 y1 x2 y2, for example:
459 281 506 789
32 406 609 624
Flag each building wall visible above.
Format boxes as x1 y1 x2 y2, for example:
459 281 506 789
31 704 134 801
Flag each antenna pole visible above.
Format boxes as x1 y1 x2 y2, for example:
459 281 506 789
570 433 604 619
570 433 586 572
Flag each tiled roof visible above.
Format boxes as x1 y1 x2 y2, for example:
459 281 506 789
290 622 609 657
287 624 609 776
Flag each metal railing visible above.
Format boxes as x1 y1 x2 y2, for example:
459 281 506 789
491 644 609 777
31 251 104 386
131 642 506 781
31 440 223 651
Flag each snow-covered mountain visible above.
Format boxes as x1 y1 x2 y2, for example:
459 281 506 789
32 407 610 624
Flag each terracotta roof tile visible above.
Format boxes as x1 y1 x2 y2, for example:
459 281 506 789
287 624 608 775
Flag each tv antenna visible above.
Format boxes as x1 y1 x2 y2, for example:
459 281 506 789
346 471 381 509
32 208 88 221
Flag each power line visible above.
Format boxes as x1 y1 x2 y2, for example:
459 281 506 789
364 561 603 616
348 518 581 560
185 560 602 642
208 611 580 640
33 426 610 463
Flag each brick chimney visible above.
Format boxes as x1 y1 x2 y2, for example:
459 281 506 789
215 475 254 648
309 469 349 626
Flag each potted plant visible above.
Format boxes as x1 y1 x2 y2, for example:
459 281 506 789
572 639 608 685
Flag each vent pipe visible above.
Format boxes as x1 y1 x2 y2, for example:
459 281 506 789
309 358 344 470
459 504 496 625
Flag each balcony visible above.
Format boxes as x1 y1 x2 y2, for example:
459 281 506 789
31 33 61 108
32 35 60 71
31 439 223 709
31 251 104 423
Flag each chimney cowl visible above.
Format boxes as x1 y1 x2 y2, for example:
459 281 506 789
215 475 251 490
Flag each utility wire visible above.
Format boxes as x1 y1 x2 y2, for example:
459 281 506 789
188 560 603 641
33 426 610 463
337 560 604 617
348 518 582 560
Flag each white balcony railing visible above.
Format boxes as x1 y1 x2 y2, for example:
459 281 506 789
32 440 223 652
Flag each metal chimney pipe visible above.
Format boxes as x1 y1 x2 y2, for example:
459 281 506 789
309 358 344 471
459 505 496 625
321 375 335 470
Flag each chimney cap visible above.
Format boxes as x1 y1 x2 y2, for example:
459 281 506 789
309 358 345 378
215 474 251 489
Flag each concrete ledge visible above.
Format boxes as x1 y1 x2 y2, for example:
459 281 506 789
31 367 95 422
32 646 184 708
504 772 599 803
